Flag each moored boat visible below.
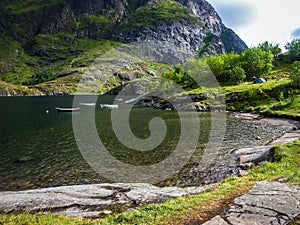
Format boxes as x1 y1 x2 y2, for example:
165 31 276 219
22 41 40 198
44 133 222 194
100 104 118 109
79 102 96 106
55 107 80 112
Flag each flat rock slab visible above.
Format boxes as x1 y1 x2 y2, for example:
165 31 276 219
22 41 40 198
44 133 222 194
0 183 213 218
235 145 272 165
270 131 300 145
204 181 300 225
234 131 300 168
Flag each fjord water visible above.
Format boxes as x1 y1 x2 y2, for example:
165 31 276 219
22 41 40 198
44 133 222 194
0 96 284 191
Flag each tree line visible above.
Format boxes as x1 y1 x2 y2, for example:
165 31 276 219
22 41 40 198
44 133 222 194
163 38 300 87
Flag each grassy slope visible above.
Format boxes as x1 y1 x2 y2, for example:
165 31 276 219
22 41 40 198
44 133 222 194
187 62 300 119
222 74 300 119
0 0 202 89
122 0 201 30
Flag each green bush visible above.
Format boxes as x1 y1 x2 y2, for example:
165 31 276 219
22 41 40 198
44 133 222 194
162 63 198 88
258 41 281 59
23 70 56 85
228 66 246 84
205 47 273 83
290 61 300 87
205 53 240 82
285 39 300 61
240 48 273 80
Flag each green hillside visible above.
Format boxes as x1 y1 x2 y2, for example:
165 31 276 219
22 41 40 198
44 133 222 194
0 0 247 95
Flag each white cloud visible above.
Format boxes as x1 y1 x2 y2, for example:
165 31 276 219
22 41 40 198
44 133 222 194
207 0 300 49
209 0 257 29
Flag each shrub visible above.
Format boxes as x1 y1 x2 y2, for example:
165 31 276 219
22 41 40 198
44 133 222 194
240 48 273 80
290 61 300 87
285 39 300 61
23 70 56 85
205 53 240 82
228 66 246 84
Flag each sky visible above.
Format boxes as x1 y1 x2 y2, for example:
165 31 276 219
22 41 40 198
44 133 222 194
206 0 300 50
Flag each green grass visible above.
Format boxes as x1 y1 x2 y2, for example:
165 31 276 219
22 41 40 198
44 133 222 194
221 75 300 119
0 81 43 95
0 34 121 86
4 0 63 14
77 15 115 38
122 0 201 30
1 139 299 224
249 142 300 184
70 39 121 68
0 213 90 225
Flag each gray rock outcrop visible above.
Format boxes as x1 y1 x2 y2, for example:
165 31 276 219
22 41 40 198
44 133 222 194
0 183 213 218
235 130 300 170
117 0 247 64
204 181 300 225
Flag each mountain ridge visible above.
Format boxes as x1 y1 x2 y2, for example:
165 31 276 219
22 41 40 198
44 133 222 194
0 0 247 95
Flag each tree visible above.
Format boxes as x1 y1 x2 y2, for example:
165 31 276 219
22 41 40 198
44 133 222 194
258 41 282 59
205 53 240 82
162 62 198 88
290 61 300 87
240 48 273 80
228 66 246 84
285 39 300 61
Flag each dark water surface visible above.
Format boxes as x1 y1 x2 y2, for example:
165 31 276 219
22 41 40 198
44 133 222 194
0 96 285 191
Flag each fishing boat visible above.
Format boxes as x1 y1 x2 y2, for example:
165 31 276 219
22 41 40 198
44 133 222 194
79 102 96 106
100 104 119 109
55 107 80 112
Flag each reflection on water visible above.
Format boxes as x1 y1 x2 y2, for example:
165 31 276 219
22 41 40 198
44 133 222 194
0 96 284 191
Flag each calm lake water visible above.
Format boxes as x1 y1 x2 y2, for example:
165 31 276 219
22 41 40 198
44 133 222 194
0 96 285 191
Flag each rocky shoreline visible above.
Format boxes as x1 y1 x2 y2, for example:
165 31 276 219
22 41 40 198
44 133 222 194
231 113 300 174
0 113 299 220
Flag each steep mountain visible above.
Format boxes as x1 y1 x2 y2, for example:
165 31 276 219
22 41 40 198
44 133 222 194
0 0 247 95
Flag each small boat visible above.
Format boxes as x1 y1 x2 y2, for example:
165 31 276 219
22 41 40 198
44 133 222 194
55 107 80 112
125 97 139 104
79 102 96 106
100 104 119 109
124 95 145 104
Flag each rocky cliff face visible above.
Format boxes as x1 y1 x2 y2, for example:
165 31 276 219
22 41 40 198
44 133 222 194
0 0 247 93
0 0 246 57
116 0 247 64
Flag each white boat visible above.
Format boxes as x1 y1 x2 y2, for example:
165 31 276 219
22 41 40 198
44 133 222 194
55 107 80 112
100 104 119 109
124 95 145 104
125 97 139 104
79 102 96 106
